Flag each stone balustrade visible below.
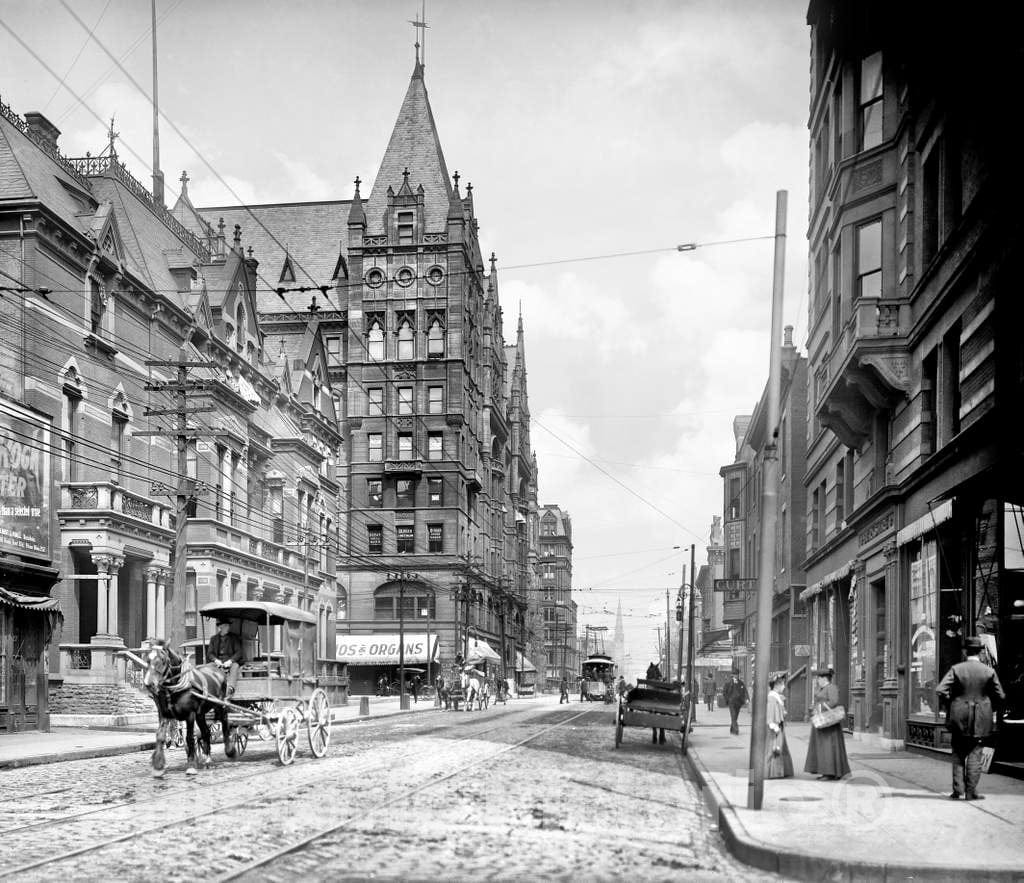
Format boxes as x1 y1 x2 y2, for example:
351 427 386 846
60 481 173 529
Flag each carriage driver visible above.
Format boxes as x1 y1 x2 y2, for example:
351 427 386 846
208 618 243 698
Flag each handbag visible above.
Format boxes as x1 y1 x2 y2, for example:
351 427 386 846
811 704 846 729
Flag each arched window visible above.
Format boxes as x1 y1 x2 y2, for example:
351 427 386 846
374 583 435 621
427 319 444 357
397 320 414 360
367 321 384 360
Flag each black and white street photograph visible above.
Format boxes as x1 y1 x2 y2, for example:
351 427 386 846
0 1 1022 880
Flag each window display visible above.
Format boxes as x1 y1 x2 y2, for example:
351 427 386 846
909 539 940 719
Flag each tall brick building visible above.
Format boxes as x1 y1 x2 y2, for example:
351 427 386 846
802 1 1023 759
201 56 543 693
539 505 576 691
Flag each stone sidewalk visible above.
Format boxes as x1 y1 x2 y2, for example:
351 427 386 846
687 703 1024 881
0 693 446 770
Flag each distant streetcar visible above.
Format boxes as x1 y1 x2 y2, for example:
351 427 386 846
580 653 616 703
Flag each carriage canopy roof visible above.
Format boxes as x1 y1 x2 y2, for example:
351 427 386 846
199 601 316 626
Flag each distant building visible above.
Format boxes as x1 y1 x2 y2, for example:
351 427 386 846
539 505 576 690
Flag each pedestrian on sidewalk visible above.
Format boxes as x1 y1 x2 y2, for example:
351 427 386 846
723 669 748 735
411 674 420 703
804 665 850 780
936 635 1006 801
559 677 569 704
702 673 716 713
765 672 794 778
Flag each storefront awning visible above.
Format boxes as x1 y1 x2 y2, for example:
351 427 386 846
465 639 501 663
335 633 438 666
515 651 537 672
800 560 854 602
897 499 953 547
0 586 62 614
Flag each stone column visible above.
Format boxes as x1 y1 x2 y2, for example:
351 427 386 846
91 554 111 637
881 540 903 744
156 570 168 639
106 557 123 644
145 567 160 639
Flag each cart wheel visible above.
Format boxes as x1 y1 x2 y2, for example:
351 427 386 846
276 707 300 766
307 688 331 758
226 726 248 760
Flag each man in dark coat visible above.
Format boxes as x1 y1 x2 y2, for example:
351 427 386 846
936 636 1005 800
559 677 569 704
208 619 244 698
722 669 749 735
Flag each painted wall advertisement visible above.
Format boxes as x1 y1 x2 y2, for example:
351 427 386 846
335 634 438 665
0 398 51 558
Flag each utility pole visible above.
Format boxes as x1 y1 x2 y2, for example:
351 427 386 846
677 565 686 683
665 587 672 678
140 347 217 648
749 190 788 810
498 582 509 688
389 569 418 711
687 542 697 726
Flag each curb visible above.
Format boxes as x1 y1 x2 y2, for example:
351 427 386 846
0 740 155 771
685 746 1024 882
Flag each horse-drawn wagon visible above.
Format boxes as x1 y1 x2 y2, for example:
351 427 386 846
128 600 342 775
614 677 690 752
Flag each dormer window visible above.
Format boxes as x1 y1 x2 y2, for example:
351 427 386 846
280 256 296 283
89 278 105 334
236 303 245 351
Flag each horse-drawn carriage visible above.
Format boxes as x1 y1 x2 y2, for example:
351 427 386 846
128 600 342 775
614 677 690 752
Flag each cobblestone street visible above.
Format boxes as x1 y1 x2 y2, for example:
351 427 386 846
0 698 773 881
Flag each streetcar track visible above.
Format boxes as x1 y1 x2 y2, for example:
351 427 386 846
0 702 545 878
0 704 486 837
217 709 590 881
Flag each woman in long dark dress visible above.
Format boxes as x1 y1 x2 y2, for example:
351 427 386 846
804 665 851 780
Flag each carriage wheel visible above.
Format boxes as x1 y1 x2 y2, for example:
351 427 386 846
276 707 300 766
227 726 248 760
307 688 331 758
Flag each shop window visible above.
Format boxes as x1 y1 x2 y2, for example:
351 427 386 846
909 539 939 719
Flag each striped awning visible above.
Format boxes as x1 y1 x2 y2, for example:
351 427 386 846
800 560 855 601
0 586 62 614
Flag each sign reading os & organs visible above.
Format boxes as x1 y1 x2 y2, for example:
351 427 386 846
0 399 51 558
335 634 438 665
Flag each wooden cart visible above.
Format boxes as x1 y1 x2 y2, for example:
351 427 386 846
197 601 338 765
614 678 690 753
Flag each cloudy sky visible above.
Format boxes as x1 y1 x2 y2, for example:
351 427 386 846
0 0 810 678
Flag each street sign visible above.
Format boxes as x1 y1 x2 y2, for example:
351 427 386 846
714 578 759 593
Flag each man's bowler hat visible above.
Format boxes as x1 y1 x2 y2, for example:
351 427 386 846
963 636 984 651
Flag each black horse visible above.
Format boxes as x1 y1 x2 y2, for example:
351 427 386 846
139 642 235 777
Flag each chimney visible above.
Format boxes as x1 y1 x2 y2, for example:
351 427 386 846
24 112 61 153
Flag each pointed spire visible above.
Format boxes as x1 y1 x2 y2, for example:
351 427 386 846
366 58 452 233
448 170 465 222
348 175 365 226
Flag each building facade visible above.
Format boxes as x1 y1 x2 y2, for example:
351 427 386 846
803 1 1022 759
197 58 543 695
719 328 808 710
0 99 343 726
539 505 577 691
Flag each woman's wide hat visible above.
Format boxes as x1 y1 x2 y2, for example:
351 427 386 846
813 665 835 676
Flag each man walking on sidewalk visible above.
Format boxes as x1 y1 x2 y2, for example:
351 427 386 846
723 669 748 735
936 636 1005 800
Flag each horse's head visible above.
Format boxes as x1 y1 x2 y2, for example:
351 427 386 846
142 641 180 693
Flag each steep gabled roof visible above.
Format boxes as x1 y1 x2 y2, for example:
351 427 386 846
365 60 452 234
197 201 349 314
